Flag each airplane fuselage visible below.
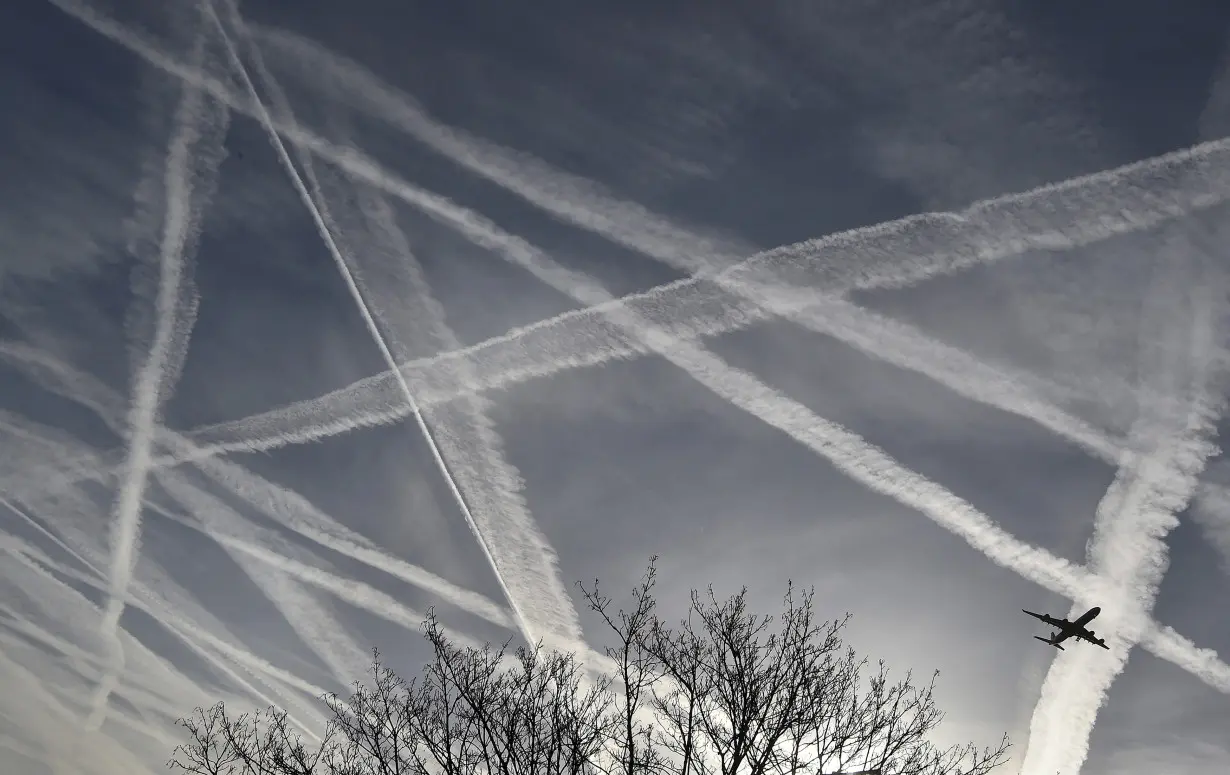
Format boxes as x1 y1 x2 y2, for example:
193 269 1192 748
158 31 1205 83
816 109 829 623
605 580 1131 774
1022 606 1109 650
1071 606 1101 628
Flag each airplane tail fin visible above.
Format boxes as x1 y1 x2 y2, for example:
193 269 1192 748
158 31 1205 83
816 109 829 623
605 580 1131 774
1034 636 1064 651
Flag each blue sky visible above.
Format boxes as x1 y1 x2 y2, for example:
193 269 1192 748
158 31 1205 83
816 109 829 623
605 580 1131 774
3 1 1230 773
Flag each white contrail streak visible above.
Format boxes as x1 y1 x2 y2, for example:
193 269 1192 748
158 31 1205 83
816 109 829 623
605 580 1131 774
0 561 171 773
252 25 744 268
9 16 1230 703
1 525 329 736
1023 69 1230 769
156 473 374 688
162 61 1230 710
283 95 583 646
2 630 180 765
0 339 516 631
260 8 1230 596
9 463 491 661
0 496 226 720
44 0 1230 581
264 28 1146 469
0 540 198 772
29 0 1230 701
44 0 1230 446
176 118 1230 463
0 457 330 733
202 0 545 647
0 613 217 725
90 2 231 734
147 498 478 645
3 401 495 671
1024 249 1226 773
0 610 187 749
1192 469 1230 573
0 645 159 775
0 633 183 756
242 26 1133 455
194 17 1111 657
189 52 1104 614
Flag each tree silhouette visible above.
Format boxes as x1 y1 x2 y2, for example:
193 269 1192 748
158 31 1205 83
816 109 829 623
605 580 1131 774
168 559 1009 775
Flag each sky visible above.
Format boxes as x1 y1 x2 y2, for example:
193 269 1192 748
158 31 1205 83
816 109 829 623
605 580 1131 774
2 1 1230 773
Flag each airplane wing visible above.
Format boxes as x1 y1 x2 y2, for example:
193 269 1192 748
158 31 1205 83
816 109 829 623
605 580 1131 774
1022 609 1067 628
1076 630 1110 649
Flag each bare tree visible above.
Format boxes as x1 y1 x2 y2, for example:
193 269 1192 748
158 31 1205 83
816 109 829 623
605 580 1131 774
169 562 1009 775
577 559 1008 775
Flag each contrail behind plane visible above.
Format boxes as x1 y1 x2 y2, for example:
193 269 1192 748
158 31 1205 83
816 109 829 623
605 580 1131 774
1024 250 1226 773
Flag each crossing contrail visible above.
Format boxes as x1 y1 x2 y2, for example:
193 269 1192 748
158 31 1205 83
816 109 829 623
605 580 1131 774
46 0 1230 511
156 473 374 689
1023 249 1226 774
0 346 514 662
0 644 159 775
288 115 583 645
1023 66 1230 770
3 521 330 734
14 0 1230 702
0 338 517 631
217 77 1230 710
89 1 231 736
237 24 1155 461
176 120 1230 466
202 0 547 648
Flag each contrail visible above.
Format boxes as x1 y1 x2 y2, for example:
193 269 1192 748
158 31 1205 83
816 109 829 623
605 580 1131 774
0 627 183 753
156 472 374 689
89 1 231 735
0 606 189 748
2 401 495 673
235 43 1101 618
0 645 159 775
143 493 490 650
0 632 176 772
13 452 486 656
182 80 1230 710
2 523 329 736
0 548 188 766
1023 88 1230 771
0 612 220 725
45 0 1230 476
262 29 1139 468
222 27 1230 506
203 0 545 647
0 542 200 772
192 50 1111 612
264 0 1230 605
0 338 517 631
44 0 1230 382
1024 257 1225 773
1192 465 1230 573
252 25 745 274
0 496 221 718
176 117 1230 463
1 460 330 731
287 97 583 646
9 130 1230 733
33 0 1230 698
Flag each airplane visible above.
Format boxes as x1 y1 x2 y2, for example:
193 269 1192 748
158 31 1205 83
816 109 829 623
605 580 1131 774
1021 606 1110 651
